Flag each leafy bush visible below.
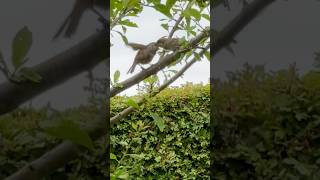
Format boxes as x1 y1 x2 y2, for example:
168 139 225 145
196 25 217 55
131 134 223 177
213 64 320 179
111 83 210 179
0 106 108 179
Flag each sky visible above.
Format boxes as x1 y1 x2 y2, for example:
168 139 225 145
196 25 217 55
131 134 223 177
110 5 210 96
213 0 320 79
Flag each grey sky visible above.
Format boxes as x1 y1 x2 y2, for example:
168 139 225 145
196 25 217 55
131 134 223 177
213 0 320 79
110 5 210 96
0 0 106 110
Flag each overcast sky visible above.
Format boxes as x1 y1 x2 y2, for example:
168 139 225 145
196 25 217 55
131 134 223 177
110 5 210 96
213 0 320 79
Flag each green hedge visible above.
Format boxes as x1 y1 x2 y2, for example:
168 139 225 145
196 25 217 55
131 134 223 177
3 64 319 179
111 83 210 179
213 64 320 179
0 106 108 179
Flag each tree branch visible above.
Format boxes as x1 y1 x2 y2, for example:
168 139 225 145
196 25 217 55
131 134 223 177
110 27 209 97
0 30 108 116
5 109 107 180
213 0 275 55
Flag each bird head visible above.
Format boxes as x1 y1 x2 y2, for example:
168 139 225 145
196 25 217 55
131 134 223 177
156 36 168 47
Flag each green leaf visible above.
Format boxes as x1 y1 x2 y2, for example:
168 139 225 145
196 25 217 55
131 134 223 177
114 70 120 83
166 0 176 9
204 51 210 61
189 8 201 21
202 14 210 21
127 153 144 160
116 31 128 44
19 67 42 83
110 153 117 160
151 113 166 132
155 4 172 18
303 71 320 90
283 158 311 176
112 166 129 179
126 98 140 109
119 19 138 28
161 23 169 31
194 52 201 60
155 156 161 162
144 75 159 84
184 8 201 21
131 122 138 131
123 0 138 8
12 26 32 69
44 120 94 151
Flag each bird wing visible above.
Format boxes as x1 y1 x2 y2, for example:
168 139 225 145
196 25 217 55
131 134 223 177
127 43 147 50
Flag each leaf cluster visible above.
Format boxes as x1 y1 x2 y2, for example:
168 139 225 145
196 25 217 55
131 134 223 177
213 64 320 179
110 83 210 179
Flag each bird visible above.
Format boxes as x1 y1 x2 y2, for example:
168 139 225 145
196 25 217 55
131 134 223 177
127 42 159 74
53 0 107 39
156 37 181 51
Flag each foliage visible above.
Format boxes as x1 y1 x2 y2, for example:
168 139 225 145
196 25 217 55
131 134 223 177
0 105 108 179
110 0 210 87
110 83 210 179
110 0 209 41
213 63 320 179
0 26 41 83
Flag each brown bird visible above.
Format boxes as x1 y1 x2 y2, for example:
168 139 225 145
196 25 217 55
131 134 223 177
53 0 107 39
156 37 181 51
127 42 159 74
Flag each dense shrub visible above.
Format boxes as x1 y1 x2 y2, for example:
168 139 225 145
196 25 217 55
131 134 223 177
111 83 210 179
0 106 108 179
213 64 320 179
3 64 319 179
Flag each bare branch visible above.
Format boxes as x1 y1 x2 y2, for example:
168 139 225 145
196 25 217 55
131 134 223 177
213 0 275 55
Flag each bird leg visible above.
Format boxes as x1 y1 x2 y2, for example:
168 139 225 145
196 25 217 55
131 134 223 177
139 64 146 71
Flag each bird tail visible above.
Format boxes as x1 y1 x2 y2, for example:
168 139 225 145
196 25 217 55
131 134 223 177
53 1 87 39
64 9 84 38
53 14 72 40
127 63 136 74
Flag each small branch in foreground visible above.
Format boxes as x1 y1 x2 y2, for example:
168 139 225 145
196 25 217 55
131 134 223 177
5 108 107 180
